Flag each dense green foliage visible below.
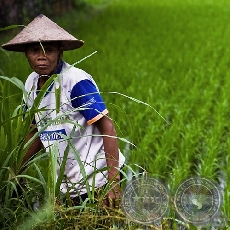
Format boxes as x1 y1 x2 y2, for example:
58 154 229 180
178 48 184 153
1 0 230 228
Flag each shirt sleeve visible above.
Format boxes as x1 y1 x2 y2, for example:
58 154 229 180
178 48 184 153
70 79 108 125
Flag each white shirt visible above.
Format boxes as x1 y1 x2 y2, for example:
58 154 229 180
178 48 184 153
24 61 125 196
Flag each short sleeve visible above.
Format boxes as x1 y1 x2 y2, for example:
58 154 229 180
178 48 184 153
70 80 108 125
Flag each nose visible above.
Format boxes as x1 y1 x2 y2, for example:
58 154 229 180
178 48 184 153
37 49 47 60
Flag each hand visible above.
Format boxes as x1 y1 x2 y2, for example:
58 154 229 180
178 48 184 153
12 178 26 198
103 183 121 208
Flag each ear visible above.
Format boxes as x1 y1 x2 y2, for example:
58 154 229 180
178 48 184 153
24 50 28 58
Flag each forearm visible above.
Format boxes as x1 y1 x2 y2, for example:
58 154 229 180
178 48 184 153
103 133 120 181
95 116 120 180
95 115 122 205
19 128 43 173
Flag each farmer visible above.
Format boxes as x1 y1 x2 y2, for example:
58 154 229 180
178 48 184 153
1 14 125 208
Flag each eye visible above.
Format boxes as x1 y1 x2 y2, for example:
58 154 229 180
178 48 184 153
28 47 39 53
46 49 54 53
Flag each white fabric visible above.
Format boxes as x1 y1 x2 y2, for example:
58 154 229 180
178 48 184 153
24 62 125 196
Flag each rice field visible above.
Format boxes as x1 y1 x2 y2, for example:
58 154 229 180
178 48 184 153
1 0 230 228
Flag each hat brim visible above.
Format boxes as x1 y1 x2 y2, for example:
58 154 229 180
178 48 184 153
2 39 84 52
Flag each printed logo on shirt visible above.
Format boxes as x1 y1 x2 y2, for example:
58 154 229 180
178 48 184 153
40 129 67 141
81 97 96 108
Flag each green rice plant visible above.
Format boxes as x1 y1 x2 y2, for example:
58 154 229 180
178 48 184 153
0 73 58 228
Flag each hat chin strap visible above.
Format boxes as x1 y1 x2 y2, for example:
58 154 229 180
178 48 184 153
40 74 50 77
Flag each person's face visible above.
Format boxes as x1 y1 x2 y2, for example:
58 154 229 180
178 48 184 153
25 42 63 75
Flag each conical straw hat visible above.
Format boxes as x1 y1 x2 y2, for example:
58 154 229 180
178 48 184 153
2 14 84 52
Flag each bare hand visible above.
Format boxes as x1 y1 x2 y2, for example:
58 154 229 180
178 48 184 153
103 184 121 208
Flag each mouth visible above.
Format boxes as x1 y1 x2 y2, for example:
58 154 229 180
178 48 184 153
37 65 48 68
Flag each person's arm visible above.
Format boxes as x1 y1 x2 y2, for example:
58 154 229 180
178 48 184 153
18 128 43 174
94 115 121 208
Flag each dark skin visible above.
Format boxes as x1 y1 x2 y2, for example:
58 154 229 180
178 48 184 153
21 42 121 208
